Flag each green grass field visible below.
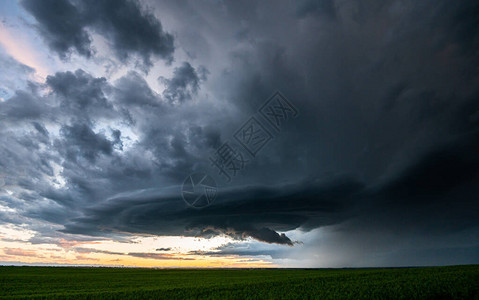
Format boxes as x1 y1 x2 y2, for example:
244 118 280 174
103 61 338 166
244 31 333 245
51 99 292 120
0 265 478 299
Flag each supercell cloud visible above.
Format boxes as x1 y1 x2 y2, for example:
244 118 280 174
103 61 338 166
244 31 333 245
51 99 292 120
0 0 478 267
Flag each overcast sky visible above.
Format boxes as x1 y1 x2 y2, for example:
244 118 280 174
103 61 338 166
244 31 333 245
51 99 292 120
0 0 478 267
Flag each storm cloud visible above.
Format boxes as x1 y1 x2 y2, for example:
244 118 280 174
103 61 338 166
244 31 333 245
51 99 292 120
0 0 478 267
22 0 174 68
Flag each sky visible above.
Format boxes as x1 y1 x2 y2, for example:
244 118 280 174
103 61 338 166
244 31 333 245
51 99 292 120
0 0 478 268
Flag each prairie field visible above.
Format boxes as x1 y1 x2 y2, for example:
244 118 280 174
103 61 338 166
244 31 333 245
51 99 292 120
0 265 478 299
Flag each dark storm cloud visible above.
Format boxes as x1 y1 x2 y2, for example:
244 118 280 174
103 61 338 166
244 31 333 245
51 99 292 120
46 70 114 123
364 131 479 235
296 0 336 19
379 134 479 198
58 131 478 246
21 0 174 67
0 61 216 235
0 91 48 121
160 62 208 104
58 122 117 163
32 122 49 137
220 228 295 246
114 71 161 108
81 0 174 67
21 0 92 59
206 0 479 186
47 70 111 110
60 177 363 245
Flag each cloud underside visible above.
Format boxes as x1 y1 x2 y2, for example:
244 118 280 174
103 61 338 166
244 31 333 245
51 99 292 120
59 132 479 245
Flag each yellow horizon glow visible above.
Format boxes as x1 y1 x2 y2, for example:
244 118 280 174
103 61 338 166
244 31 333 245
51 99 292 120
0 225 276 268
